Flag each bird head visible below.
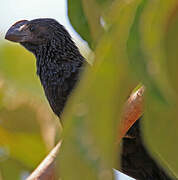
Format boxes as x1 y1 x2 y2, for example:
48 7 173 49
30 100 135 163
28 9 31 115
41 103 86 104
5 18 71 53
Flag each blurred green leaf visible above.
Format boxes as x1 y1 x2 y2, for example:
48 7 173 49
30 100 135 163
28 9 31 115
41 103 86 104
67 0 93 47
81 0 105 47
65 0 178 179
0 126 47 169
68 0 115 48
95 0 113 5
0 104 40 133
142 0 178 177
165 5 178 94
0 158 29 180
0 42 56 179
0 43 43 97
125 0 178 177
59 0 141 179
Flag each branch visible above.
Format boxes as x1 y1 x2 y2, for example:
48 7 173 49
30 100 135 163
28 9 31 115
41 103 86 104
26 86 145 180
26 141 62 180
118 86 145 140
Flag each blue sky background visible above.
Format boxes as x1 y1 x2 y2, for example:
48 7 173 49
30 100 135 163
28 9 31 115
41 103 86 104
0 0 134 179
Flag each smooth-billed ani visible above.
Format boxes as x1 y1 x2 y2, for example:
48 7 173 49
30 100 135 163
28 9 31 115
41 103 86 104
5 19 85 117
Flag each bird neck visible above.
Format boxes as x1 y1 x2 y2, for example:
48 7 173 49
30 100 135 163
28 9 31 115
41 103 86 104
33 40 84 80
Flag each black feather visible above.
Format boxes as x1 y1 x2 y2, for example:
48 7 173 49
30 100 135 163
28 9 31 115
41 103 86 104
20 18 86 117
121 119 172 180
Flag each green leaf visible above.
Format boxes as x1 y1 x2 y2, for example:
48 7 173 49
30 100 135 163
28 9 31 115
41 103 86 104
141 0 178 177
126 0 178 177
59 0 142 179
96 0 112 4
67 0 93 47
0 43 43 97
0 158 29 180
0 126 47 169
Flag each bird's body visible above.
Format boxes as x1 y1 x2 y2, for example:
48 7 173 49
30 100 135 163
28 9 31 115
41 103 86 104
5 18 172 180
122 119 172 180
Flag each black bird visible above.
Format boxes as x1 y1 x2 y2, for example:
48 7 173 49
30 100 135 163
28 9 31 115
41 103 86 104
5 18 172 180
5 18 85 117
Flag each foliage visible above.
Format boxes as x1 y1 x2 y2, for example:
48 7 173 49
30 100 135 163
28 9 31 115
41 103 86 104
0 43 59 179
58 0 178 179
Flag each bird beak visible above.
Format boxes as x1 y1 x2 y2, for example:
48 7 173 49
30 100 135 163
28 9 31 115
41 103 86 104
5 20 29 43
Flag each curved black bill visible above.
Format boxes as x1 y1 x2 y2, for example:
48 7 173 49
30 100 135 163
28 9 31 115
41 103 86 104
5 20 28 42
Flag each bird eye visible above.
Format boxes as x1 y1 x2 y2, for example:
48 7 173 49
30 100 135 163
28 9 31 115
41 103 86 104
29 26 35 32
